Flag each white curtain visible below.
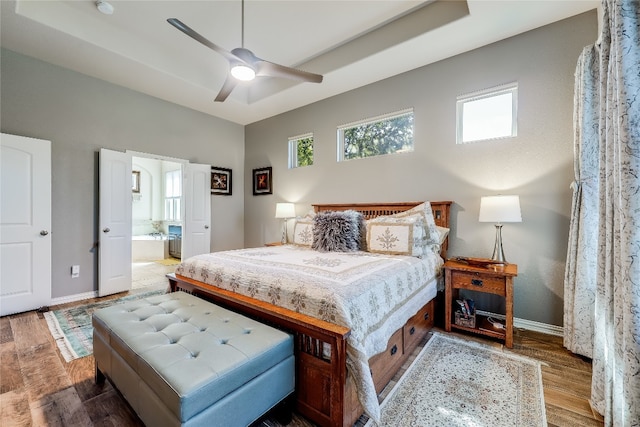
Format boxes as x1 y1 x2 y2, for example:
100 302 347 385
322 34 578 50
563 44 600 358
564 1 640 425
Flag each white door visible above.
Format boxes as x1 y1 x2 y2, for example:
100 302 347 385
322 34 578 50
182 163 211 259
0 133 51 316
99 148 132 296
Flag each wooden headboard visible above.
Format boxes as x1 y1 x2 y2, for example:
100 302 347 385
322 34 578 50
312 201 453 256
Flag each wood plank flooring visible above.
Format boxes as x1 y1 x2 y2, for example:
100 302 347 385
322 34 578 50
1 296 604 427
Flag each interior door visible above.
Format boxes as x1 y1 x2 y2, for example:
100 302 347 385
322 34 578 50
0 133 51 316
99 148 132 296
182 163 211 259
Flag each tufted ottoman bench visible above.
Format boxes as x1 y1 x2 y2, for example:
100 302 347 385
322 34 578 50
92 291 294 427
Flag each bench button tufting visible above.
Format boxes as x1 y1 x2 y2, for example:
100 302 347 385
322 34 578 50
220 339 228 345
243 328 252 334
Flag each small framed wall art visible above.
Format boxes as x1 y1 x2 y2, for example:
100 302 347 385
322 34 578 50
253 166 272 195
211 166 232 195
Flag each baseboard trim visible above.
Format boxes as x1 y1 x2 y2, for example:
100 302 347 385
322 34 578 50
515 317 563 336
476 310 563 337
49 291 97 307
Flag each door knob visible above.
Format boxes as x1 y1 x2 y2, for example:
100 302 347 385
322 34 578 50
40 230 49 236
103 227 110 233
204 225 209 229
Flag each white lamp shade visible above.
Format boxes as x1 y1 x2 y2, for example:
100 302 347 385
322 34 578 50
275 203 295 219
479 195 522 223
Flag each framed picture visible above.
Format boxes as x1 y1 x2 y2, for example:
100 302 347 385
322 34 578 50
211 166 232 195
252 166 272 195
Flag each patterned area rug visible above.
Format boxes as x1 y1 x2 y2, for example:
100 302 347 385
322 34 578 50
44 288 167 362
367 332 547 427
154 258 181 266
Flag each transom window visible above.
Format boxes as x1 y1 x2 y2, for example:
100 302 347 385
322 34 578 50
165 169 181 221
456 83 518 144
288 133 314 168
337 109 414 161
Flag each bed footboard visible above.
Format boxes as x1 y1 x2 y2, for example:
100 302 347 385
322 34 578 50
168 273 352 426
168 273 435 427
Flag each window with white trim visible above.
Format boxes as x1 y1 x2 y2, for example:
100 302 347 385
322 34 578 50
164 169 181 221
288 133 314 168
456 83 518 144
337 109 414 161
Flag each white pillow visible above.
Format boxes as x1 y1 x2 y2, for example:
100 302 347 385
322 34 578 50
292 219 314 247
366 214 427 256
388 202 441 250
436 226 450 246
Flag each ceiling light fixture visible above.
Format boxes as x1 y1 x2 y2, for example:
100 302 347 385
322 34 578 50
230 64 256 81
96 0 114 15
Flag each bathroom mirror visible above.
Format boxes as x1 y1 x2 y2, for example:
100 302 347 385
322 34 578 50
132 170 140 193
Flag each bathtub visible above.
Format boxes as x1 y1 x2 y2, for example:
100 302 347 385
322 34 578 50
132 234 169 261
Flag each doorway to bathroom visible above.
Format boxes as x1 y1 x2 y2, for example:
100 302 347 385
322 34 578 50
131 154 182 289
99 148 211 296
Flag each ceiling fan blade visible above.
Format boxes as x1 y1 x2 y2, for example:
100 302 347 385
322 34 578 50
167 18 241 64
256 60 323 83
214 74 239 102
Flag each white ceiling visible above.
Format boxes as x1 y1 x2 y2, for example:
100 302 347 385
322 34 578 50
1 0 598 125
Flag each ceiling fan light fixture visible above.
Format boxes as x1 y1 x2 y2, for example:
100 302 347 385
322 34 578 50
230 64 256 81
96 0 114 15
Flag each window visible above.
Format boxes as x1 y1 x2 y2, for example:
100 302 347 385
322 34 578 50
165 169 181 221
456 83 517 144
338 109 414 161
288 133 314 168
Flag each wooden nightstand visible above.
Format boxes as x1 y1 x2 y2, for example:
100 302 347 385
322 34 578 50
444 258 517 348
264 242 283 247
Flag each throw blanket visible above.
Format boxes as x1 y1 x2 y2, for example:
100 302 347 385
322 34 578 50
176 245 442 421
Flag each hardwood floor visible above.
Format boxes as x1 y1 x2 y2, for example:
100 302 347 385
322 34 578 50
1 296 604 427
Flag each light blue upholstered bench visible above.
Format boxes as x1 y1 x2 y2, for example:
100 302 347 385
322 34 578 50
93 291 294 427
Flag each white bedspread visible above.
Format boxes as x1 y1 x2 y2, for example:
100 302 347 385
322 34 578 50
176 245 443 421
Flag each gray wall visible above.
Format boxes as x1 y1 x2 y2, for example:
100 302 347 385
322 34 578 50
1 49 245 299
244 11 598 327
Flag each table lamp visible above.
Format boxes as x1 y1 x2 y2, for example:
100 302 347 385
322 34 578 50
478 195 522 263
275 202 295 244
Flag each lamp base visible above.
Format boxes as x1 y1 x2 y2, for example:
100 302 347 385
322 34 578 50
281 219 289 244
491 224 507 264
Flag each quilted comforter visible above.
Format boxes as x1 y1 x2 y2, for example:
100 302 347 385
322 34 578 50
175 245 443 420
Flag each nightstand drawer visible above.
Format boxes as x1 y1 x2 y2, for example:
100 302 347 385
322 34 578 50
451 271 505 295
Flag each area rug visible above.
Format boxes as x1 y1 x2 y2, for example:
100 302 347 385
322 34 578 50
44 288 167 362
366 332 547 427
155 258 181 266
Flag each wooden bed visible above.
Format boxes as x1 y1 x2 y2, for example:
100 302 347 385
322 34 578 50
168 201 452 427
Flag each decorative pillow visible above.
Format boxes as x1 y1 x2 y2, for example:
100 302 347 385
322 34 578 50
366 214 427 256
312 210 363 252
436 226 450 246
292 219 314 247
389 202 441 249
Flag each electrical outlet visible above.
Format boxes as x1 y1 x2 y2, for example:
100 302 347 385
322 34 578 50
71 265 80 278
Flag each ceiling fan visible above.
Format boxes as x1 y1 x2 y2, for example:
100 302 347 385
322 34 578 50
167 0 323 102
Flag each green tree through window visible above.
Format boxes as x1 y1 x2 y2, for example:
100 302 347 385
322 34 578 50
340 111 414 160
297 137 314 167
288 134 314 168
